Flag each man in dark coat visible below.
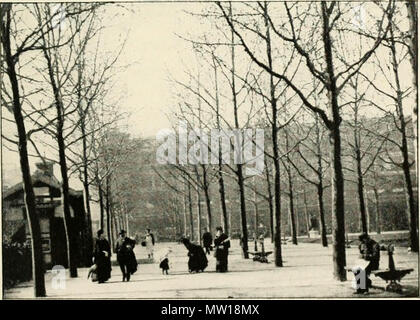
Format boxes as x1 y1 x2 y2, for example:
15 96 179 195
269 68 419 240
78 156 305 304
93 229 112 283
115 230 138 282
355 233 381 293
202 231 213 255
180 238 208 273
214 227 230 272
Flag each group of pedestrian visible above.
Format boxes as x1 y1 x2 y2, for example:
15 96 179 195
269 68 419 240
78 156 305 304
91 226 231 283
183 226 231 273
91 228 155 284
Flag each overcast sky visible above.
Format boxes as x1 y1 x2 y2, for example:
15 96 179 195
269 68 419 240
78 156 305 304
2 3 205 187
1 2 414 190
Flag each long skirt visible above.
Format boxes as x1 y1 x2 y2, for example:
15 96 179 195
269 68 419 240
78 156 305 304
146 242 154 256
188 246 208 272
216 249 228 272
96 256 112 282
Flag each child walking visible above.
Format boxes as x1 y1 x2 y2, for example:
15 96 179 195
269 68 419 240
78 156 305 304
158 248 172 275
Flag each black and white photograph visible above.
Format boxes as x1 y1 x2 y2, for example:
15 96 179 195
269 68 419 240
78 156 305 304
0 0 419 300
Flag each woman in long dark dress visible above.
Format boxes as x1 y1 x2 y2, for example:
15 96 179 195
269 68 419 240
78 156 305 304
180 238 208 273
93 229 112 283
214 227 230 272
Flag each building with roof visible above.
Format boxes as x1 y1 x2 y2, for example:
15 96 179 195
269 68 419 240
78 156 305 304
2 162 90 269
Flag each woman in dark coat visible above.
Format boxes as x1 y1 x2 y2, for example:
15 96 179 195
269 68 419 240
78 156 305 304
214 227 230 272
180 238 208 273
115 230 138 282
202 231 213 255
93 230 112 283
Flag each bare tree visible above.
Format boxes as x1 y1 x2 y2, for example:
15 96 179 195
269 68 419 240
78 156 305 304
1 3 47 297
217 0 393 280
362 6 418 251
405 1 418 178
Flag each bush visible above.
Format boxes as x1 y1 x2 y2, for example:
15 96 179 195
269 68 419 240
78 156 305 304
3 241 32 289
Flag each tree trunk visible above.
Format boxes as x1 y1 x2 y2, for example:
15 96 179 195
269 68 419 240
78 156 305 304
284 130 298 245
110 208 115 253
213 55 229 234
81 117 93 266
98 182 105 231
373 167 381 235
253 179 259 251
317 184 328 247
1 6 46 295
322 2 346 281
402 152 418 252
42 39 78 277
218 166 229 233
188 180 194 241
287 170 298 245
265 160 274 243
263 1 282 265
183 189 188 236
389 22 419 252
196 186 202 245
374 189 381 234
406 1 418 179
125 209 130 236
201 165 212 233
314 115 328 247
329 125 347 280
356 151 368 234
76 57 93 267
230 2 248 259
303 187 311 238
364 188 370 233
105 175 113 250
237 167 249 258
57 128 78 277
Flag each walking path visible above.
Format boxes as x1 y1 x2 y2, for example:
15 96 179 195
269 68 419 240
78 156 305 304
5 241 418 299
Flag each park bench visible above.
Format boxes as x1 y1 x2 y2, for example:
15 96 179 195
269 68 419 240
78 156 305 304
248 251 273 263
247 237 272 263
346 243 413 294
371 244 414 293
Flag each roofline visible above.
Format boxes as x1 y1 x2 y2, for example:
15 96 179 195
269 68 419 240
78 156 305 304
2 174 83 200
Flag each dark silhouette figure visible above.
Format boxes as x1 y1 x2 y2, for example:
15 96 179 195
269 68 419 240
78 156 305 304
180 238 208 273
93 229 112 283
202 231 213 255
115 230 138 282
214 227 230 272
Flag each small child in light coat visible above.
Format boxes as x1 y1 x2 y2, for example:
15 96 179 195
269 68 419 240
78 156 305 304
158 248 172 275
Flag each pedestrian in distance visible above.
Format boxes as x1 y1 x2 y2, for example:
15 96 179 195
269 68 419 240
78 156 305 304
115 230 138 282
202 231 213 255
214 226 230 273
93 229 112 284
145 228 155 260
